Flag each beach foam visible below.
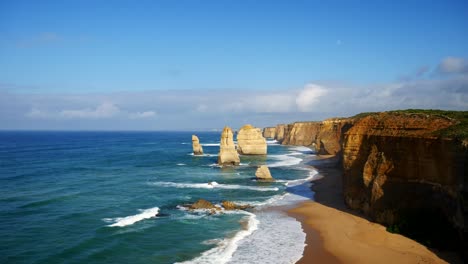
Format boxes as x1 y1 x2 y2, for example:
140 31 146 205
228 210 305 264
266 140 279 145
268 154 303 167
149 181 279 192
104 207 159 227
176 211 259 264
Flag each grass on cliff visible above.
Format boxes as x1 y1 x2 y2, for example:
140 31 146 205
352 109 468 141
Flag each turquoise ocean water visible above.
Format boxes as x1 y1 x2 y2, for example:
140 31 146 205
1 131 317 264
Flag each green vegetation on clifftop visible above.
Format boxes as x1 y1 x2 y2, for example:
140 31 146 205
352 109 468 141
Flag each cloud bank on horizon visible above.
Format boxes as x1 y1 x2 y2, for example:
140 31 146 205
1 57 467 131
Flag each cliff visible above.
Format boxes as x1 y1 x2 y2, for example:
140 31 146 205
273 119 353 156
262 127 276 138
341 111 467 252
237 124 267 155
192 135 203 155
266 109 468 256
217 126 240 166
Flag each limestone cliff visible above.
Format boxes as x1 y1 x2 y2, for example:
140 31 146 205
278 119 353 156
262 127 276 138
341 112 467 251
237 124 267 155
217 126 240 166
267 110 468 255
192 135 203 155
281 122 320 146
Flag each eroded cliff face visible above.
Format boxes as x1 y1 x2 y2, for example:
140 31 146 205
342 113 467 250
275 119 353 156
267 111 468 254
262 127 276 138
280 122 320 146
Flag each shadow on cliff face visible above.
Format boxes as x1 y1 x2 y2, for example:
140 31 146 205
341 133 466 262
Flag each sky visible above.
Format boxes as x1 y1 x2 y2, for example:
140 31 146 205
0 0 467 130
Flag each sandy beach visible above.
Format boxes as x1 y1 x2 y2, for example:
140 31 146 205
288 156 448 264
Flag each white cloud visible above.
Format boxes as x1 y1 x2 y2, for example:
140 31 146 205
295 84 328 112
129 111 157 119
196 104 208 112
60 102 120 119
26 108 50 118
438 57 468 74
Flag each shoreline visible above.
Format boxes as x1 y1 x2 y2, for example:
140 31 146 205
286 155 448 264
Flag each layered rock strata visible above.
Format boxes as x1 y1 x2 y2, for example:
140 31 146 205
267 110 468 256
218 126 240 165
192 135 203 155
237 124 267 155
341 112 467 251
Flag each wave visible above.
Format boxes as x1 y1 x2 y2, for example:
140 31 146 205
177 163 186 166
268 154 303 167
149 181 279 192
266 140 279 145
188 153 218 157
231 194 287 208
201 143 220 147
104 207 159 227
176 211 259 264
276 169 319 187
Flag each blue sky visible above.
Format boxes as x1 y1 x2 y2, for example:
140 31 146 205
0 0 467 130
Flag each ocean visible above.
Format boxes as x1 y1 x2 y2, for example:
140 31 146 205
0 131 317 264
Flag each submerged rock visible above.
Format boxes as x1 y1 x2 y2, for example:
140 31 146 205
221 201 252 210
255 165 274 181
237 124 267 155
192 135 204 155
189 199 218 210
218 126 240 165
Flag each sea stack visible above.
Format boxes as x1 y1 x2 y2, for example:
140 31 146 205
237 124 267 155
255 165 273 181
192 135 203 155
217 126 240 166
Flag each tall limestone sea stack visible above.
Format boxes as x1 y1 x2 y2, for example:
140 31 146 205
237 124 267 155
192 135 203 155
217 126 240 166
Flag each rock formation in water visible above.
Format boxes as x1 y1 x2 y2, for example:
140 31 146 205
267 110 468 256
255 165 274 181
262 127 277 138
192 135 203 155
221 201 252 210
217 126 240 165
189 199 218 210
237 124 267 155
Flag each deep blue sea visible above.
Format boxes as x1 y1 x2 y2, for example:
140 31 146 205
0 131 317 264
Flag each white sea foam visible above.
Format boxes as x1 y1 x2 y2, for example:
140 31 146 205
104 207 159 227
232 194 287 208
177 163 186 166
266 140 279 145
276 169 319 187
188 153 218 157
289 146 313 152
228 211 305 264
149 181 279 192
201 143 220 147
176 211 259 264
268 154 303 167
